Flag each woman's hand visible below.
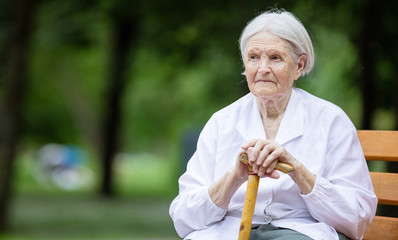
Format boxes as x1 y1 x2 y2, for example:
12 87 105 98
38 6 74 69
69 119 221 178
241 139 316 194
233 150 250 184
241 139 296 178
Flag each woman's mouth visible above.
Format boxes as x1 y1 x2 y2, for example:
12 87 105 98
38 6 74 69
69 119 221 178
255 79 275 83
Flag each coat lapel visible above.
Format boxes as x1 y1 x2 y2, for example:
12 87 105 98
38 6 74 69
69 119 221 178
275 88 304 145
236 94 267 142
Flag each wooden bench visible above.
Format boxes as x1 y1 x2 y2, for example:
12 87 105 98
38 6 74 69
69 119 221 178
358 130 398 240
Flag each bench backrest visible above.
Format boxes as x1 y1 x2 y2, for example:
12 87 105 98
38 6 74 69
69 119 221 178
358 130 398 240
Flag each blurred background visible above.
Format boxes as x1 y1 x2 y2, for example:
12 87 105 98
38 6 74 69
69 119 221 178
0 0 397 239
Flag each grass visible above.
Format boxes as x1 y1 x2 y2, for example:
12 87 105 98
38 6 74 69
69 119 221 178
0 149 182 239
2 193 180 240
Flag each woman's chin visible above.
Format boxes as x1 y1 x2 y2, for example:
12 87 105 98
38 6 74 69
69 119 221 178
253 89 279 98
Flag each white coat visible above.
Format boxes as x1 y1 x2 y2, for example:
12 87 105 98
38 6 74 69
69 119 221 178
169 88 377 240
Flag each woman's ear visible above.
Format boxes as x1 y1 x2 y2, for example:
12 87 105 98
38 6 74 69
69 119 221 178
295 54 307 80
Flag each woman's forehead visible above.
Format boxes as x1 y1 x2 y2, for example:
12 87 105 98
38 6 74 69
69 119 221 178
246 33 290 52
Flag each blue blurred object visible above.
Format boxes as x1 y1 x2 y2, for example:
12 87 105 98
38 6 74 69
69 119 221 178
35 143 93 190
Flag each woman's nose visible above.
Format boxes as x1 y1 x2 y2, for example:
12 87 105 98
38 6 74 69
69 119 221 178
258 60 271 74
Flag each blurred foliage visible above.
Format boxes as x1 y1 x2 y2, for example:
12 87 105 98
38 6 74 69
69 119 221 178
0 0 397 238
1 0 397 196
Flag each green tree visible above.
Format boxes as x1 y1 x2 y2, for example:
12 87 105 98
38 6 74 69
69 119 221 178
0 0 38 231
99 0 140 197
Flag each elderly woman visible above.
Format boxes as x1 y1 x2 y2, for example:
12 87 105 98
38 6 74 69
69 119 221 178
169 9 377 240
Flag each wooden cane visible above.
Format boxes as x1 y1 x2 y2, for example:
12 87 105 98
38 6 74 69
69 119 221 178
238 153 293 240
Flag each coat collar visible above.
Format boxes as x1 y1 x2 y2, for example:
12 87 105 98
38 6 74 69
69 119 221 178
236 88 304 145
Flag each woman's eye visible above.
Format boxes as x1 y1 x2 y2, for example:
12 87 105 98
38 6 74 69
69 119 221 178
249 55 259 60
271 55 281 61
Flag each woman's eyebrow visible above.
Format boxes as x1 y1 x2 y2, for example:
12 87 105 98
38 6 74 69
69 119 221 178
266 48 287 56
247 47 261 53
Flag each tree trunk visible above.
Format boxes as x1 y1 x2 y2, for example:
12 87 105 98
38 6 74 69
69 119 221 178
100 14 138 197
358 0 378 130
0 0 37 232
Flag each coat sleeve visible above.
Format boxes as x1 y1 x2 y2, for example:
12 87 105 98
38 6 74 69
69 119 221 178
169 115 227 238
302 115 377 239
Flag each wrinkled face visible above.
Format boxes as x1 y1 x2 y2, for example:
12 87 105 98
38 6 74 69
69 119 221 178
244 31 305 101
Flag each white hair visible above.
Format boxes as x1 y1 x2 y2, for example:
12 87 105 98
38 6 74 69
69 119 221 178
239 9 314 76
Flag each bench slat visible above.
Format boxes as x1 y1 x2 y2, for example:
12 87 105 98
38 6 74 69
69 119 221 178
363 216 398 240
358 130 398 240
358 130 398 161
370 172 398 206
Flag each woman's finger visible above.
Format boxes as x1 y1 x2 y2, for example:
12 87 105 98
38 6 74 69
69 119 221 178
241 139 260 149
257 165 267 177
265 170 280 179
266 159 278 174
249 140 266 164
264 145 283 171
257 144 274 166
